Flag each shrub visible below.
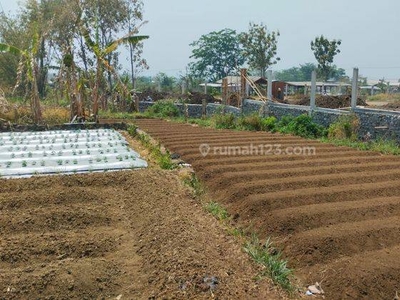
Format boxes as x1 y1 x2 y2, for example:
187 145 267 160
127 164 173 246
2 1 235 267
238 113 264 131
212 113 236 129
144 100 181 118
328 114 360 140
278 114 326 138
262 116 277 131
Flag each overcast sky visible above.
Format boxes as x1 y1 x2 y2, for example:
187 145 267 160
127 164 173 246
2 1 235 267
2 0 400 80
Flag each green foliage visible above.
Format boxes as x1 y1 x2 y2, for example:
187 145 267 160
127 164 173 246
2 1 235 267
311 35 342 81
278 114 327 138
189 28 245 82
240 22 280 77
321 137 400 155
144 100 181 118
243 234 294 291
205 201 230 221
136 133 176 170
127 124 138 137
327 114 359 140
237 114 277 131
274 63 316 82
212 113 236 129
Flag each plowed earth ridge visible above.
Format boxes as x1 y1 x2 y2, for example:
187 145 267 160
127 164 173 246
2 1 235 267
135 118 400 300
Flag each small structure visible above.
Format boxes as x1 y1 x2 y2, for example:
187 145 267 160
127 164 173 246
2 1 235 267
285 81 351 96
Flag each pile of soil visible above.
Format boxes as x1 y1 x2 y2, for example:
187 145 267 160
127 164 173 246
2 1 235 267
381 102 400 111
288 95 368 109
137 89 216 104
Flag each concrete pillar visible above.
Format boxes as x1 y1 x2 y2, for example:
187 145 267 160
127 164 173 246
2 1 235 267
222 78 228 105
267 70 273 100
310 70 317 110
351 68 359 110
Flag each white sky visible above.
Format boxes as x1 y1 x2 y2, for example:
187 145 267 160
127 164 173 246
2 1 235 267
2 0 400 80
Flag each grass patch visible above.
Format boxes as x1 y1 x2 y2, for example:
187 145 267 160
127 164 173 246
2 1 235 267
135 132 176 170
205 201 229 221
366 93 400 102
322 136 400 155
244 234 294 292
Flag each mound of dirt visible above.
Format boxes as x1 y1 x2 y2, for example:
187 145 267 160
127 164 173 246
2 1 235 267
289 95 368 109
381 102 400 111
137 89 216 104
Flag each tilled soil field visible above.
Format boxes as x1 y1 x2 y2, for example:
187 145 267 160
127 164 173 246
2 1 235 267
135 118 400 300
0 169 282 299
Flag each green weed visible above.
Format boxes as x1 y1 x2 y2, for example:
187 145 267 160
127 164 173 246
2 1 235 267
205 201 229 221
243 234 294 292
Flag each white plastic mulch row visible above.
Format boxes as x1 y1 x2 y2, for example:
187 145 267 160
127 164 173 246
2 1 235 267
0 128 147 178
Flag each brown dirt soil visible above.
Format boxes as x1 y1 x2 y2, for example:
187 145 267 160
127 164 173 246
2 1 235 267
0 168 284 299
138 89 216 104
287 95 367 109
134 118 400 300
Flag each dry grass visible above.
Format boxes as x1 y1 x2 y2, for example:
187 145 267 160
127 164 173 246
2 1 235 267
42 107 70 125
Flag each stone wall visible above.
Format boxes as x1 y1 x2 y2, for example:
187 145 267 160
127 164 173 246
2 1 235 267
268 101 309 119
354 107 400 140
138 98 400 142
186 104 203 118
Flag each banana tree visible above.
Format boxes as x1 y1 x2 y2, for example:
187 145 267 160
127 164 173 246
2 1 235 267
0 34 43 124
80 24 148 121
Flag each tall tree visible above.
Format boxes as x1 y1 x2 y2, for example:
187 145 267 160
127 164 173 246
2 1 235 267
240 22 280 77
189 29 244 82
311 35 341 81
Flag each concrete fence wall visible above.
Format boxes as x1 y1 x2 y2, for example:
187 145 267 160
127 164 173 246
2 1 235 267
138 99 400 142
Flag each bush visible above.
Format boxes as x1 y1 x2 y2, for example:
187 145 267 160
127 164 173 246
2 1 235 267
237 113 263 131
144 100 181 118
278 114 327 138
261 116 277 131
328 114 360 140
212 113 236 129
237 114 278 132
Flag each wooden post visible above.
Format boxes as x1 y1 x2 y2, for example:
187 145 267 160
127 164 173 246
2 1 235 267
310 70 317 110
240 68 247 107
351 68 359 110
202 99 207 117
222 77 228 105
204 81 207 94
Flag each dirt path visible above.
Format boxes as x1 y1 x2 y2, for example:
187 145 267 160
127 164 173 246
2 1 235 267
134 118 400 300
0 168 283 299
